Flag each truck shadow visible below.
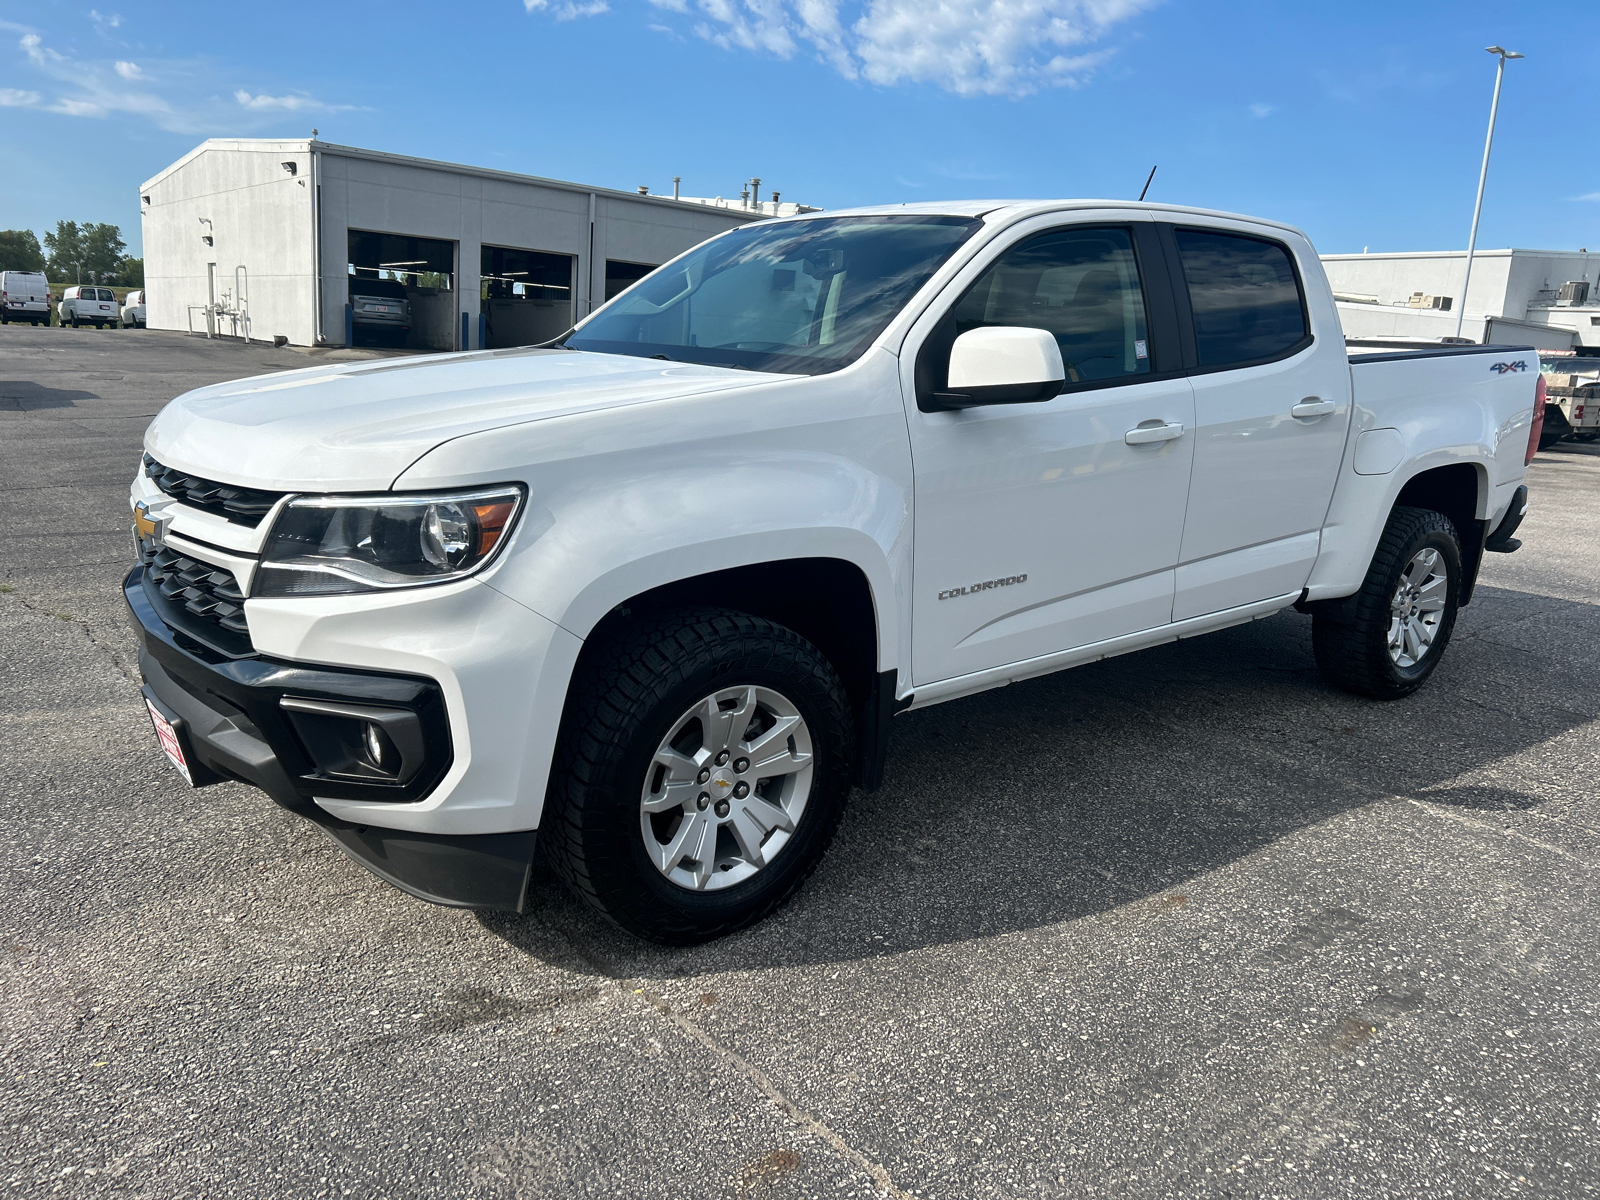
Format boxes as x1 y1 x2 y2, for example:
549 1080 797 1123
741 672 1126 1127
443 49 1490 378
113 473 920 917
0 380 100 411
485 582 1600 974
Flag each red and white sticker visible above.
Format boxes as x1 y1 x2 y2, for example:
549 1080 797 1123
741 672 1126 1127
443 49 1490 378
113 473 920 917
145 698 194 785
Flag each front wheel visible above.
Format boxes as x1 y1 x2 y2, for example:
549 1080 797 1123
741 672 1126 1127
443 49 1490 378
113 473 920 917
1312 506 1462 699
542 608 853 944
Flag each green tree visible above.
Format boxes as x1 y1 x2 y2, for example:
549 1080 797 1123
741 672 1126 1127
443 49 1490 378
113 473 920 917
0 229 47 273
43 221 126 284
80 224 126 284
116 257 145 288
43 220 84 283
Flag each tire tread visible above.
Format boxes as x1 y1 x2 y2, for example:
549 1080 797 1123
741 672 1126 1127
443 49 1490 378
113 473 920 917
1312 505 1460 699
542 607 852 943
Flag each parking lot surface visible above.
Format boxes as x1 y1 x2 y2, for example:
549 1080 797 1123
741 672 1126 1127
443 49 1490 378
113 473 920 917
4 325 1599 1198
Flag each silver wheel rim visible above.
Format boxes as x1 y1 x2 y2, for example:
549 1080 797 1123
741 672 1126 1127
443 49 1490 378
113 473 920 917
1388 547 1448 668
639 685 814 892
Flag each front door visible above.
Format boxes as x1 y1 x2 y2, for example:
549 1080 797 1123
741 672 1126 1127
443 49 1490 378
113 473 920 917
904 217 1196 687
1165 224 1353 621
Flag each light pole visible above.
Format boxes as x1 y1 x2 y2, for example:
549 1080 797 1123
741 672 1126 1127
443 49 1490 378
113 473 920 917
1456 45 1523 339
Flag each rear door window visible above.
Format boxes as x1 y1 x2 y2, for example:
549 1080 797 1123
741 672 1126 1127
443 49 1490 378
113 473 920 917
945 226 1152 386
1174 229 1308 368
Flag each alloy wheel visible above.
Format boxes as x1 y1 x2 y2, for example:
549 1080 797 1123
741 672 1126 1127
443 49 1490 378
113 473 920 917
1388 547 1448 668
639 685 814 891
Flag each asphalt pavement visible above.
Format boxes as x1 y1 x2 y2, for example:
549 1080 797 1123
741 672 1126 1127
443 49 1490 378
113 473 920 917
3 325 1598 1199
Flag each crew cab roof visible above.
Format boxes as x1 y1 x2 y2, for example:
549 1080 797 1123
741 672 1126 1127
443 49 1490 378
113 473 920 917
793 199 1307 238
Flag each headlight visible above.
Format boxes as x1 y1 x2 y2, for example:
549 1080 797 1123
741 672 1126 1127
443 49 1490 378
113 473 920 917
253 486 523 598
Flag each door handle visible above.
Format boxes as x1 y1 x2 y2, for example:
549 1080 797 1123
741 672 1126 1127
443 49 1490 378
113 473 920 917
1124 421 1185 446
1291 397 1336 419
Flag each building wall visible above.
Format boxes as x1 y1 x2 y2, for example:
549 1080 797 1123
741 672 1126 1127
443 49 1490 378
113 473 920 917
1322 249 1600 321
315 146 752 350
1320 251 1513 320
142 139 760 350
140 140 315 345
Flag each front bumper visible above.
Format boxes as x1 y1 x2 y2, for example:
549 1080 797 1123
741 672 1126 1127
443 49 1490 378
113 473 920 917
124 565 536 910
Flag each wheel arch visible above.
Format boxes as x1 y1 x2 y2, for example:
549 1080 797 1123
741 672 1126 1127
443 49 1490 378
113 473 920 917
570 554 898 791
1391 460 1489 605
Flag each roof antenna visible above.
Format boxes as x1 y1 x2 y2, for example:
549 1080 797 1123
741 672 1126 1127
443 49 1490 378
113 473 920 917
1138 165 1157 202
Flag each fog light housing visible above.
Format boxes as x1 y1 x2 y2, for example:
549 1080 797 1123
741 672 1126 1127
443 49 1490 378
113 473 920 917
279 698 425 785
363 722 396 772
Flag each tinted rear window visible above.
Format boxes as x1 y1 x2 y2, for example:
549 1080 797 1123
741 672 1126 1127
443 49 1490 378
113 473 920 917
1175 229 1308 368
349 278 409 299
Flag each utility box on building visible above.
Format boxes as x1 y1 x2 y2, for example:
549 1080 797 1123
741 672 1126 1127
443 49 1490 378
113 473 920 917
139 139 763 350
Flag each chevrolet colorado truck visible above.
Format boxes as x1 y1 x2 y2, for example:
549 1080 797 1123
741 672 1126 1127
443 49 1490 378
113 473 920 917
125 201 1541 943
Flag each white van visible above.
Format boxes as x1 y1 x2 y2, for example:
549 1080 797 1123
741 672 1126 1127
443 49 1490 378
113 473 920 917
59 285 119 328
0 271 51 325
122 289 147 328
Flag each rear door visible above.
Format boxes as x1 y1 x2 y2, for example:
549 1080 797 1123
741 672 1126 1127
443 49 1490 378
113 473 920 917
1161 221 1352 621
902 213 1196 686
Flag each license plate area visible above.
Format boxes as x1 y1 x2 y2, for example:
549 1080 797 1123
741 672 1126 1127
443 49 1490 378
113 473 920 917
144 694 195 786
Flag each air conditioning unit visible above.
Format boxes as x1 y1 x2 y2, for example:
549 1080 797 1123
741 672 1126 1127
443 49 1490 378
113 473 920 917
1558 280 1590 306
1406 293 1453 311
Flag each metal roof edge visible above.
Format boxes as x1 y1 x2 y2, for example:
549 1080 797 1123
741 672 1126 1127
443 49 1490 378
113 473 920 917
138 137 313 193
139 138 767 219
307 140 764 217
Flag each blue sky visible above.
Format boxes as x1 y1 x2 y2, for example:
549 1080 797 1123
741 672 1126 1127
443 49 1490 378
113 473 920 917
2 1 1596 260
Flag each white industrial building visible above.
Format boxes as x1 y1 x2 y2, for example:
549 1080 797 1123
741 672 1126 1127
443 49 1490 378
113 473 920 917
138 139 766 350
1323 248 1600 352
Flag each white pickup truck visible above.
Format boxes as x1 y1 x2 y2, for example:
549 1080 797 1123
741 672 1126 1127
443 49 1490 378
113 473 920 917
126 200 1541 942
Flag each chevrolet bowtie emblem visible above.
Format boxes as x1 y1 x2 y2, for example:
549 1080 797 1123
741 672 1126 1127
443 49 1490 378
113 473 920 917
133 500 170 544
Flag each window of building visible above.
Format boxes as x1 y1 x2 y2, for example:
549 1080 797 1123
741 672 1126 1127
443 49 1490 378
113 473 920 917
604 260 657 302
1174 229 1308 368
347 230 455 291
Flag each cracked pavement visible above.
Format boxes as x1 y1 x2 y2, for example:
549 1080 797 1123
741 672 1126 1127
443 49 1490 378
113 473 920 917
3 325 1599 1198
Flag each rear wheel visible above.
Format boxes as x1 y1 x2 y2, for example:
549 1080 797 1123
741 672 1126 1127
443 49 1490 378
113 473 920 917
1313 506 1462 699
1539 404 1571 449
543 608 853 944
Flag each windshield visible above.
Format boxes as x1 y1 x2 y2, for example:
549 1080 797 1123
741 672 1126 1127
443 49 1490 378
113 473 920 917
1541 355 1600 377
565 214 982 376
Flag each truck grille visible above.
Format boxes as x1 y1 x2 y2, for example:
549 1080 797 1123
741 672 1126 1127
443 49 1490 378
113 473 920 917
142 542 251 642
142 454 283 527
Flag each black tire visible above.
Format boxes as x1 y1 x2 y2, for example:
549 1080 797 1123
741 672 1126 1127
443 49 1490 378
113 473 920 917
70 315 79 328
1313 506 1462 700
1539 404 1571 450
543 607 853 944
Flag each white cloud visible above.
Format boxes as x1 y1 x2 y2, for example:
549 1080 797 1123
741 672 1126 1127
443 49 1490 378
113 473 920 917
1249 102 1273 118
235 89 317 111
1573 192 1600 203
88 9 123 28
524 0 612 16
531 0 1153 96
20 32 60 64
9 28 363 133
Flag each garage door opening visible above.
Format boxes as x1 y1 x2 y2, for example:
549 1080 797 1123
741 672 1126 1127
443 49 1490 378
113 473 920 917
605 259 657 302
347 230 456 350
480 246 574 349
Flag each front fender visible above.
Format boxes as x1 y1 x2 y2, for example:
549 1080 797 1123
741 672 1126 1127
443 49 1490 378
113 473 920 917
397 349 915 678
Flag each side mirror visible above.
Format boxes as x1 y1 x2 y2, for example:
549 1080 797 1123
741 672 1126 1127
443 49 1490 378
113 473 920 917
925 326 1065 412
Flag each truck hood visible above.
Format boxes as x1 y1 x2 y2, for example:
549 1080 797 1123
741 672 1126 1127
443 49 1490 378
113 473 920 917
144 348 779 491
